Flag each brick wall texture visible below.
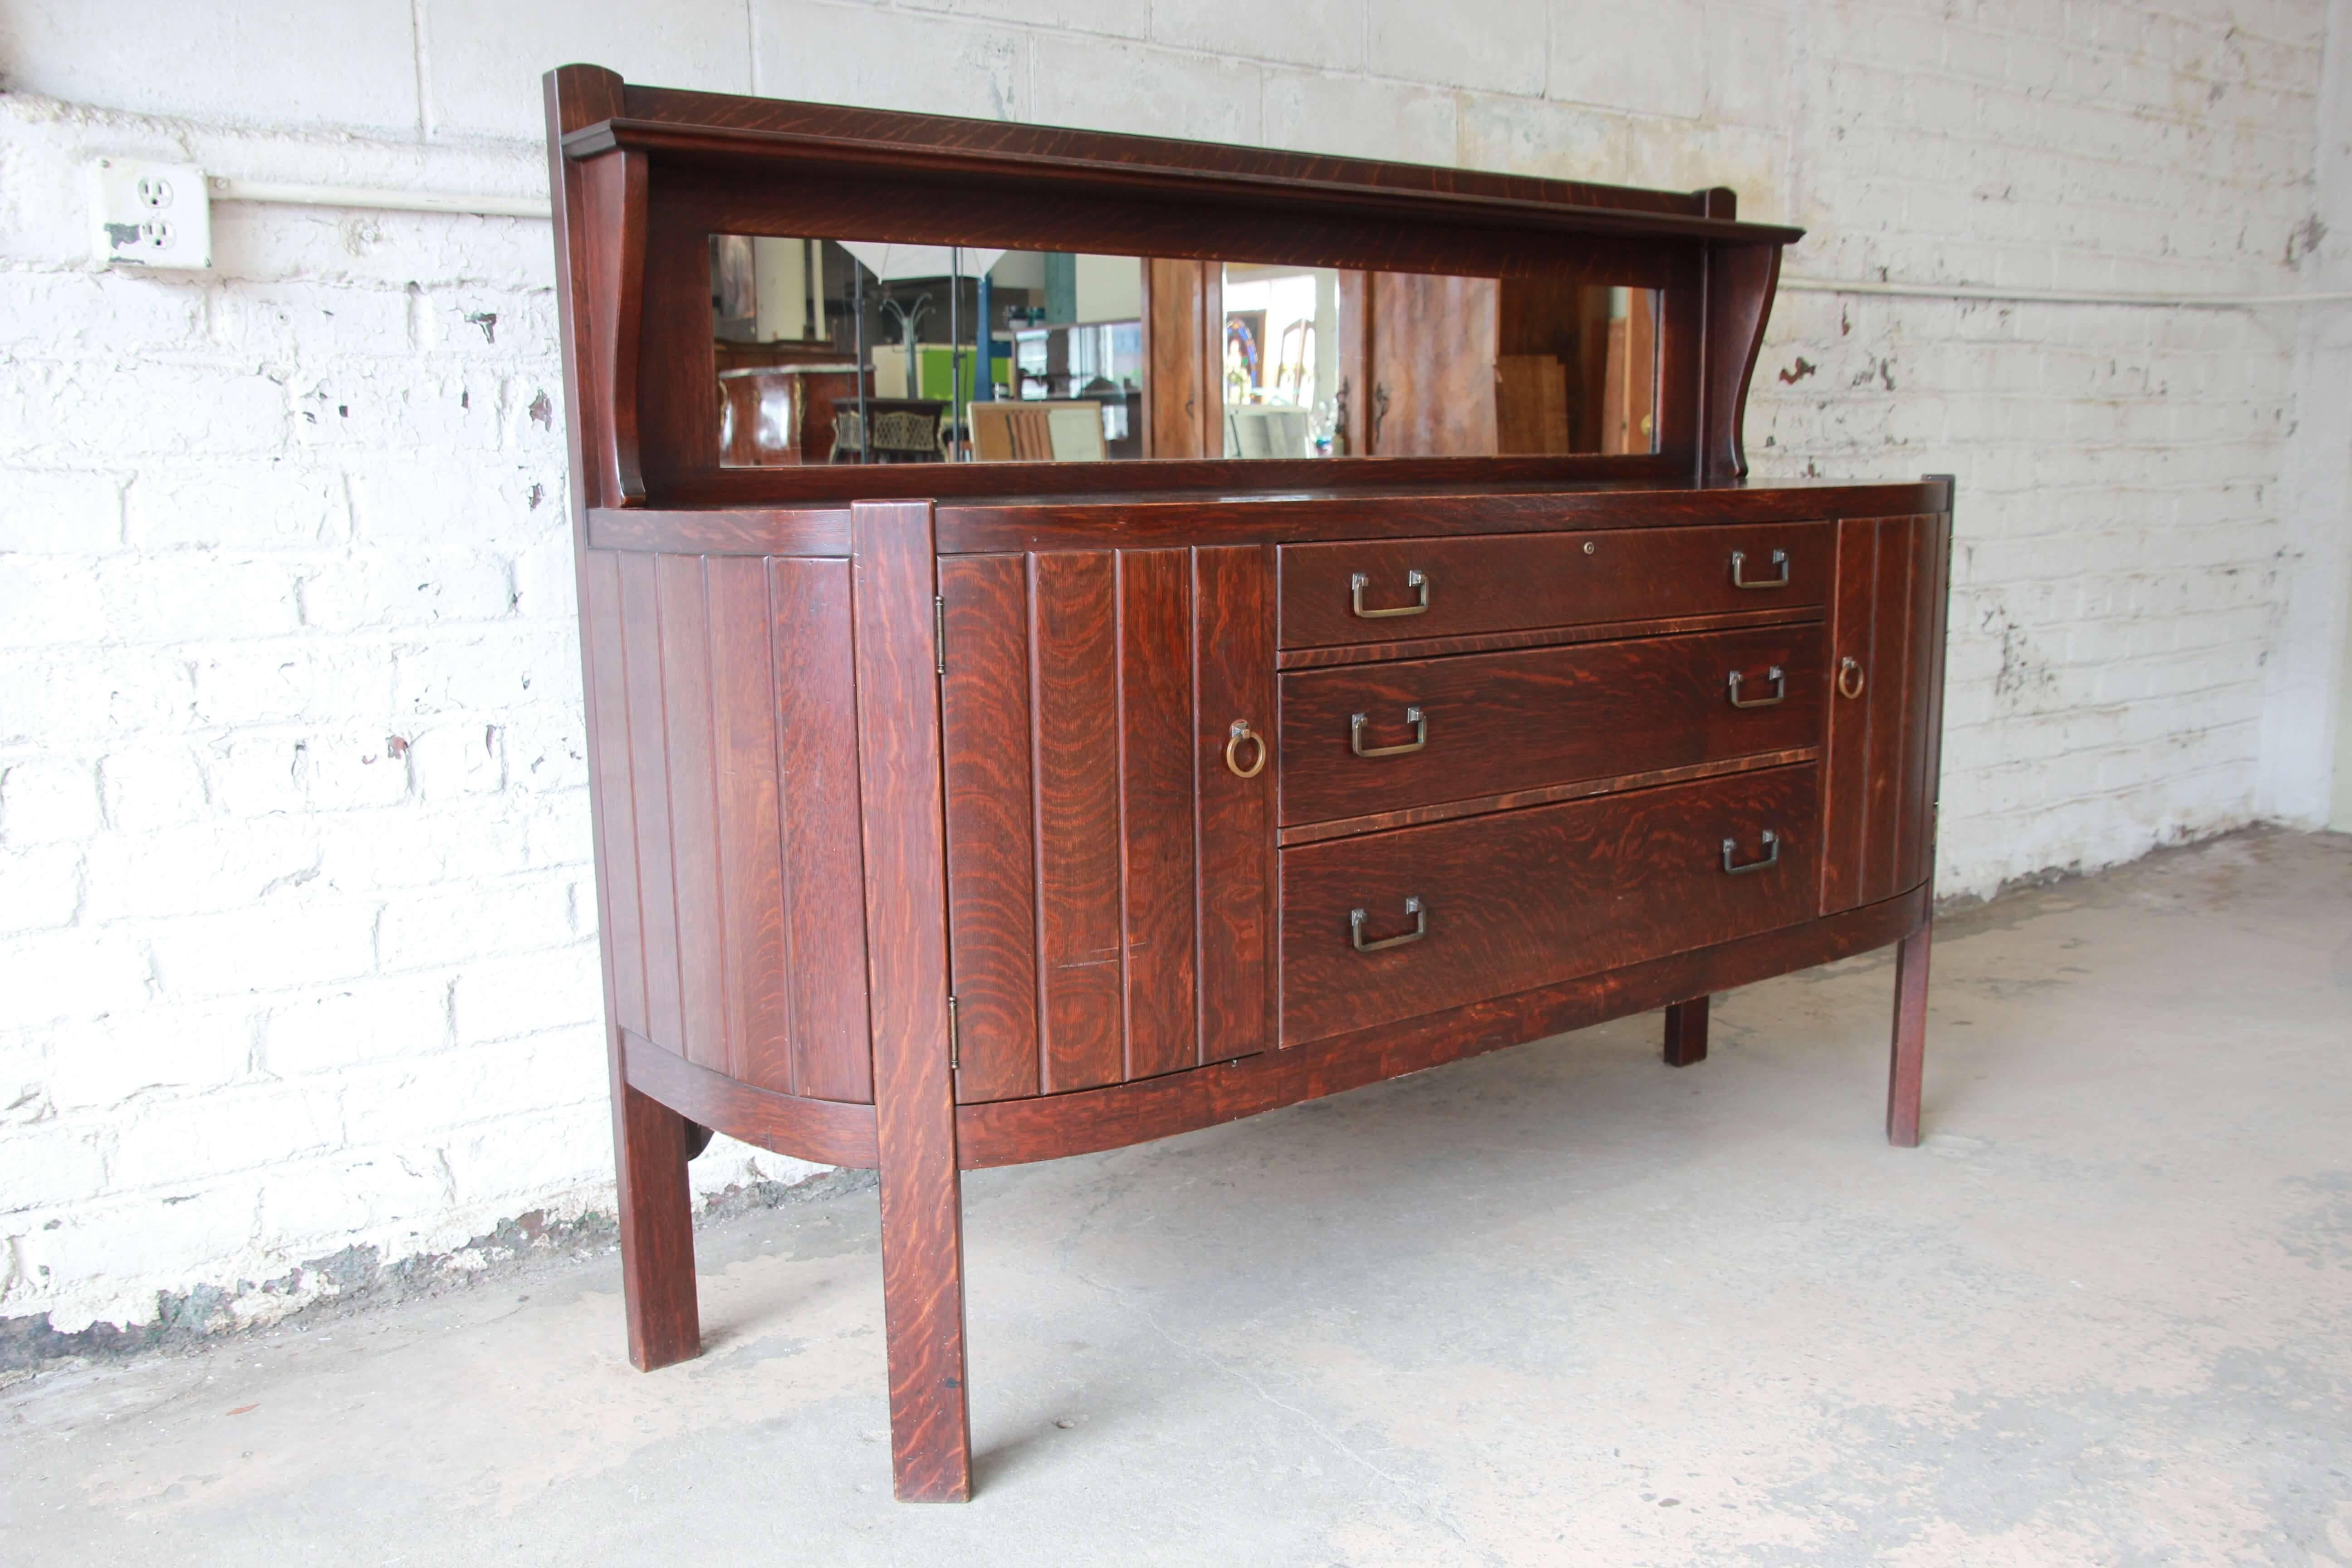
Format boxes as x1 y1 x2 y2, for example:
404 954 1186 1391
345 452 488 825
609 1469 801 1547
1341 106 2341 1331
3 0 2347 1338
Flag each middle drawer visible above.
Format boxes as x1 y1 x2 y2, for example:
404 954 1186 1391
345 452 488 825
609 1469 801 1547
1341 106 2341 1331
1279 624 1826 828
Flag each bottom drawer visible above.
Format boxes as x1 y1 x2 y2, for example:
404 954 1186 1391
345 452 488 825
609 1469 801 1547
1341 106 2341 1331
1280 764 1820 1044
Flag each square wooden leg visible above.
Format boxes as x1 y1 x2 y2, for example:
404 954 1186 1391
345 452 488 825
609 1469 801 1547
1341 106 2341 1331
853 499 974 1501
1887 920 1931 1147
878 1132 973 1502
1663 996 1710 1066
614 1081 701 1371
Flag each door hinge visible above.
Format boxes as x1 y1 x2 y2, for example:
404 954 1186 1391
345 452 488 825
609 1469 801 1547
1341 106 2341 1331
946 994 960 1072
934 594 946 675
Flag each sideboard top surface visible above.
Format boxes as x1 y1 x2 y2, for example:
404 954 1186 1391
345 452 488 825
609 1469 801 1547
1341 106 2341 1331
582 479 1956 559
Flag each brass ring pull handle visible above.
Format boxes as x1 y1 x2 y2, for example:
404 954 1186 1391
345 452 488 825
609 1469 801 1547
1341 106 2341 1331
1350 706 1427 758
1350 569 1431 619
1224 720 1267 779
1726 666 1787 709
1730 548 1791 589
1721 829 1781 876
1837 657 1866 700
1350 896 1427 953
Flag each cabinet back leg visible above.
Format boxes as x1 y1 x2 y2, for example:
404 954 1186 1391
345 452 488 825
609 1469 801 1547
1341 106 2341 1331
615 1082 701 1370
1887 921 1931 1147
1663 996 1710 1066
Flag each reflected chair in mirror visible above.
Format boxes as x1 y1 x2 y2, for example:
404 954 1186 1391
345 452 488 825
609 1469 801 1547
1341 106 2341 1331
828 399 951 462
1225 402 1314 459
970 399 1106 461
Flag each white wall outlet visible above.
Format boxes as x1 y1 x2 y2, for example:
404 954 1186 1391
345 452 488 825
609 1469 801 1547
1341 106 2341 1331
88 158 212 270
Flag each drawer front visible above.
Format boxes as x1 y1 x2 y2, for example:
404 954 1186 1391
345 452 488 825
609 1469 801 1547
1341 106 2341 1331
1279 624 1825 826
1280 765 1819 1044
1279 521 1830 650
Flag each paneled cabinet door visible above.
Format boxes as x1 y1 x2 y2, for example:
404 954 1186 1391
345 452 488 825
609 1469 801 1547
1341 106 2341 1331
1819 513 1952 914
938 545 1277 1105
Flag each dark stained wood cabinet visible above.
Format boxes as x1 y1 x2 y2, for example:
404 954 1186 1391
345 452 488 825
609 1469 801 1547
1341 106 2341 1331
544 66 1953 1503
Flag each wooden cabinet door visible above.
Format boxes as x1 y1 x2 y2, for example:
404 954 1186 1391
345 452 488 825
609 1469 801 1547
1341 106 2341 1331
938 544 1276 1103
1819 513 1952 914
1362 273 1499 455
1143 259 1224 458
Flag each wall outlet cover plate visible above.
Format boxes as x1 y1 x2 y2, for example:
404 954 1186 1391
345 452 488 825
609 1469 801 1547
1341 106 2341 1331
88 158 212 270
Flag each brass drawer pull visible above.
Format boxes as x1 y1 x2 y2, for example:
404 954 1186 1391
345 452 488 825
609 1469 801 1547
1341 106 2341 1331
1350 896 1427 953
1349 569 1430 619
1721 829 1781 875
1726 666 1786 709
1224 720 1267 779
1349 706 1427 758
1730 548 1790 589
1838 657 1866 699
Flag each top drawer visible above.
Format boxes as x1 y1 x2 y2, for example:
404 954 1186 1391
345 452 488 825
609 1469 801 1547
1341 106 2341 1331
1279 521 1830 650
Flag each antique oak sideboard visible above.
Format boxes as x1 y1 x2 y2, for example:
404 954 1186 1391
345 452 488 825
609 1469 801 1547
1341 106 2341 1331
544 66 1951 1502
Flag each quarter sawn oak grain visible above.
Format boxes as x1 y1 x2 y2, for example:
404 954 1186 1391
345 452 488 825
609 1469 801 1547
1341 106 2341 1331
546 65 1949 1504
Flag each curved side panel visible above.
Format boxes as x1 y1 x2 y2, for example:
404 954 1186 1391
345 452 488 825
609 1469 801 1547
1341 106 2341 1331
956 885 1928 1169
623 1029 879 1168
1701 242 1780 484
576 149 648 508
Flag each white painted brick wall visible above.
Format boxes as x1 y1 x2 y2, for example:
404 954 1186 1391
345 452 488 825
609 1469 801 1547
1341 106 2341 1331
0 0 2343 1340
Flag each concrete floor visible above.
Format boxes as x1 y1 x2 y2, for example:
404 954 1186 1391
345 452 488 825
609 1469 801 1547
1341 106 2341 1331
6 828 2349 1565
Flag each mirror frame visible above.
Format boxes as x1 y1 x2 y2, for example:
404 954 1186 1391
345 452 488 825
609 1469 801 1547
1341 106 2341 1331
547 67 1800 511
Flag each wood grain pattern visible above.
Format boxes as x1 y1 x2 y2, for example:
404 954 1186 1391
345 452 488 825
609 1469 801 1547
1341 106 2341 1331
551 71 699 1381
1888 920 1931 1147
1119 550 1200 1079
939 482 1945 556
771 556 874 1102
706 555 791 1087
1279 521 1831 650
1858 518 1915 900
1368 273 1499 455
957 880 1927 1169
1820 515 1943 915
614 552 686 1051
612 1081 700 1369
546 68 1803 519
938 544 1271 1098
655 554 726 1071
1701 244 1780 483
850 500 971 1503
585 83 1770 230
1896 514 1950 886
624 1027 880 1167
939 554 1042 1102
1029 551 1127 1093
1193 545 1278 1064
1278 625 1826 826
1275 604 1820 670
574 149 647 508
1277 748 1818 846
548 69 1957 1506
1144 259 1221 460
1281 764 1821 1044
1663 996 1710 1067
579 553 649 1037
589 507 852 555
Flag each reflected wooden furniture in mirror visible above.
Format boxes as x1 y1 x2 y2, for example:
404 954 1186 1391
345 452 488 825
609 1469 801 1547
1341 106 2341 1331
545 64 1953 1503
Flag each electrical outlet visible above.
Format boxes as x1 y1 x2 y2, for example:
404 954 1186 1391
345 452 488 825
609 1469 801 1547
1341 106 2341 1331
88 158 212 270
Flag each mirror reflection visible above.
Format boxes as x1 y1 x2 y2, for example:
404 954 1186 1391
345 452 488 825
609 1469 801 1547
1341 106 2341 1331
712 235 1658 466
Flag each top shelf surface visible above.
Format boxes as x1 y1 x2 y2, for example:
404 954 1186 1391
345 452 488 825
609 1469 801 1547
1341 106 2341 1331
557 76 1806 249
